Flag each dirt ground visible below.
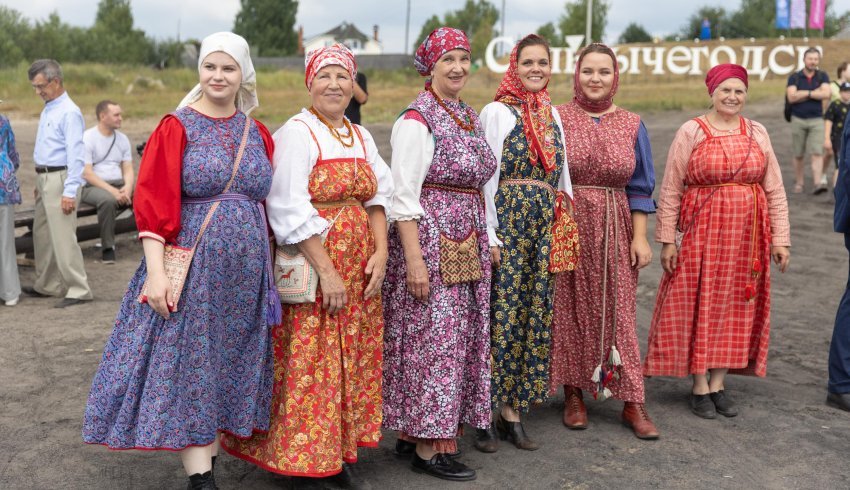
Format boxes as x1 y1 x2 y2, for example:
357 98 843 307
1 99 849 490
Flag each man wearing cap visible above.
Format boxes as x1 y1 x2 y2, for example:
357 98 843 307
787 47 831 194
824 81 850 188
25 59 92 307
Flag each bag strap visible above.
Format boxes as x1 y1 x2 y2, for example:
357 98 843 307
92 132 118 165
190 116 253 249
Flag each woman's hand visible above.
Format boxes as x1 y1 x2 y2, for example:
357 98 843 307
630 236 653 269
405 255 430 302
363 248 388 299
318 268 348 314
145 270 174 319
771 246 790 273
490 246 501 268
660 243 678 274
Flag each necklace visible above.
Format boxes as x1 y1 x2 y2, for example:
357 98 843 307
705 113 739 133
309 107 355 148
427 86 475 132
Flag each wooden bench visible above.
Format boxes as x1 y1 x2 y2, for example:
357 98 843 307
14 204 137 255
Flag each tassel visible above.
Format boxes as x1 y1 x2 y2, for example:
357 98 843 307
609 345 622 367
591 364 602 383
752 258 762 273
603 369 615 387
744 284 756 301
266 286 282 325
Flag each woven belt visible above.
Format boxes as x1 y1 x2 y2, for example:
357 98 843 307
35 166 67 174
500 178 556 195
312 199 362 209
572 185 625 193
422 183 481 196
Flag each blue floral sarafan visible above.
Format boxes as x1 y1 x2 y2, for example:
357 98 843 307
0 115 21 206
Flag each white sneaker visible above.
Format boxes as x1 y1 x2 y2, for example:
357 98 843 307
821 174 829 186
5 296 19 306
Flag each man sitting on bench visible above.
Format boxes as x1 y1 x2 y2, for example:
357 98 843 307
81 100 134 264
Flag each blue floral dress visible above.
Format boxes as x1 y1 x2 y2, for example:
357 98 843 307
82 108 275 449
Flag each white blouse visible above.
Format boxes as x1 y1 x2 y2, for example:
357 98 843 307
387 116 436 222
265 108 394 245
480 102 573 247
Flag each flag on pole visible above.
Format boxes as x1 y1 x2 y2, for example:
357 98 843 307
809 0 826 30
790 0 806 29
776 0 790 29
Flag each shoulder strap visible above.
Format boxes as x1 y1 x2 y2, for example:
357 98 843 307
92 132 117 165
294 119 323 161
191 116 252 248
352 124 368 160
692 117 713 139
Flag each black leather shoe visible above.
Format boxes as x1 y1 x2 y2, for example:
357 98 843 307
411 453 476 482
22 286 49 297
827 392 850 412
690 393 717 419
474 423 499 453
187 471 218 490
395 439 415 456
495 414 539 450
709 390 738 417
54 298 90 308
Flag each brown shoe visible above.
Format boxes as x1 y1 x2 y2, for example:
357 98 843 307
495 413 539 451
621 402 659 440
473 422 499 453
563 385 588 429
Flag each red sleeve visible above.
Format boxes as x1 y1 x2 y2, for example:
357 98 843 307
133 115 186 244
254 118 275 165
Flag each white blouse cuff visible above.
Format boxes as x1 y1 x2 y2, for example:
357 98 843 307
487 227 503 247
283 216 330 245
364 195 390 211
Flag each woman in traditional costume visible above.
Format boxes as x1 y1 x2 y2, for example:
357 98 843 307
381 27 496 481
82 32 279 490
477 34 572 452
644 64 790 419
221 43 393 478
550 43 659 440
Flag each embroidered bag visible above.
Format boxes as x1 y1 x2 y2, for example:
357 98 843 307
439 230 482 285
549 191 580 272
138 117 253 311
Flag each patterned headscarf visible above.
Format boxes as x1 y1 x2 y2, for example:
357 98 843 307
495 34 557 174
705 63 748 95
178 32 259 115
304 43 357 90
572 43 620 114
414 27 470 87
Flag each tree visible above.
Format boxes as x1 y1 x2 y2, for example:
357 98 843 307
557 0 609 44
679 7 728 40
233 0 298 56
617 22 651 44
0 7 29 66
413 0 499 61
536 22 560 45
88 0 152 64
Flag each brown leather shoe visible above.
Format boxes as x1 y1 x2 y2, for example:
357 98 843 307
563 385 588 429
621 402 659 440
473 422 499 453
495 413 539 451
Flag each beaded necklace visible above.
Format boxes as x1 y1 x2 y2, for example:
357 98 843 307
309 106 355 148
427 86 475 132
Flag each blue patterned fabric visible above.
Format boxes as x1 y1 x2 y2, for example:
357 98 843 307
0 115 20 205
82 108 275 449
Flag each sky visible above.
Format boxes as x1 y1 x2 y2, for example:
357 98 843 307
6 0 850 53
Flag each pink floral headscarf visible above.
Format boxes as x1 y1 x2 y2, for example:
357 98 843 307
414 27 470 87
304 43 357 90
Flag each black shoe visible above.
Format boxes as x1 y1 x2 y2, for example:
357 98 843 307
813 184 828 195
473 423 499 453
102 248 116 264
54 298 90 308
827 392 850 411
690 393 717 419
22 286 49 298
709 390 738 417
411 453 476 482
495 414 539 450
395 439 415 456
187 471 218 490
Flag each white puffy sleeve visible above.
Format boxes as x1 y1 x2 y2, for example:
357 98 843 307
358 125 394 210
553 108 573 199
265 119 329 244
388 112 434 222
480 102 515 247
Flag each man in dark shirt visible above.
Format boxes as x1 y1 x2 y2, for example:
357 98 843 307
824 81 850 188
787 47 831 194
345 72 368 125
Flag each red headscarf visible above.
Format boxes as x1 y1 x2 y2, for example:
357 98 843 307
414 27 470 88
494 34 557 173
705 63 748 95
304 43 357 90
572 43 619 113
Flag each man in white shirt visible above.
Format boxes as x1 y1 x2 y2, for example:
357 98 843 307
81 100 134 264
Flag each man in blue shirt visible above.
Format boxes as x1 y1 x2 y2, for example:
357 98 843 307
23 59 92 307
786 47 831 194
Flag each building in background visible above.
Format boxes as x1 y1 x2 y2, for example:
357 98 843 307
301 22 383 55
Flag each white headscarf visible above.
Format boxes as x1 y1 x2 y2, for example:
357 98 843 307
177 32 259 115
